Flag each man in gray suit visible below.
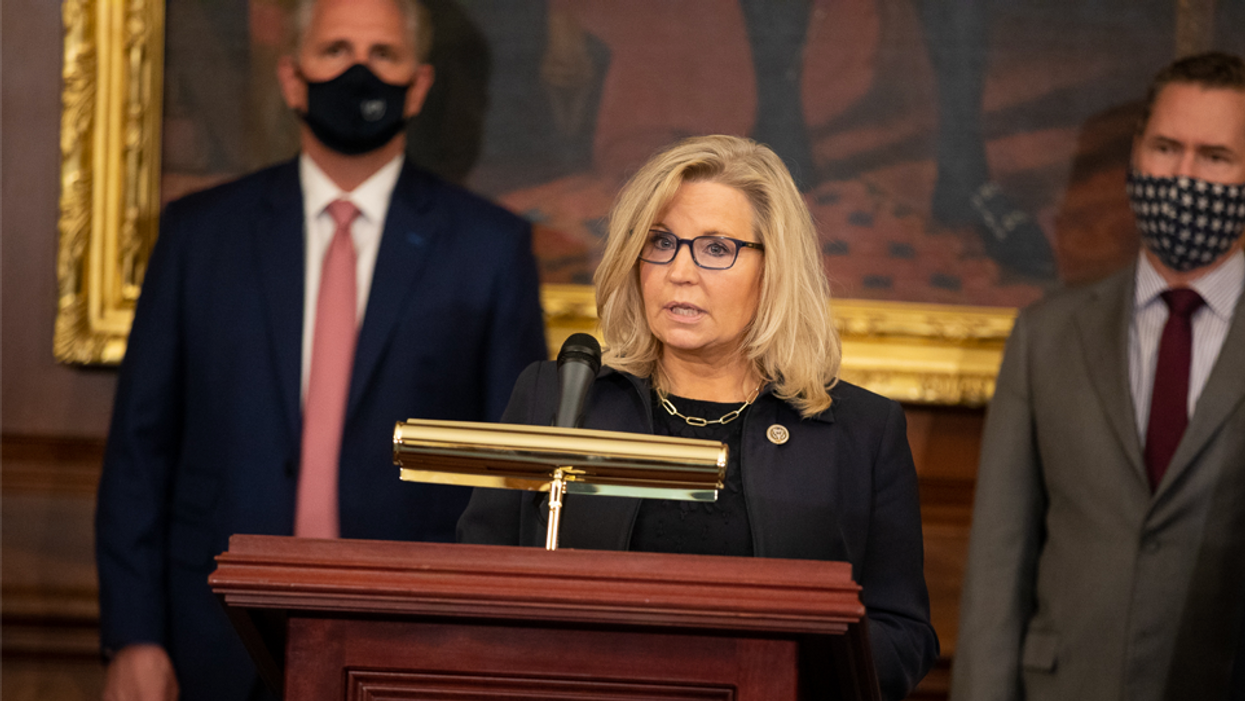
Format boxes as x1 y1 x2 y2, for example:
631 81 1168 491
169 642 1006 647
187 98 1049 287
952 52 1245 701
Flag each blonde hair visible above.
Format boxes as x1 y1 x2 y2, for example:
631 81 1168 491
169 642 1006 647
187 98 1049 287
594 135 841 417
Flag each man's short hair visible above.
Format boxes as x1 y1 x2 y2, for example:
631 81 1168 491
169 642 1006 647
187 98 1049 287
287 0 433 64
1138 51 1245 134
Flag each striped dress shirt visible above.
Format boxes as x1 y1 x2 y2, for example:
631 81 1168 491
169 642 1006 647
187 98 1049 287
1129 249 1245 438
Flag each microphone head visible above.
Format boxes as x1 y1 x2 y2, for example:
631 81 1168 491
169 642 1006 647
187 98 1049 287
557 333 602 374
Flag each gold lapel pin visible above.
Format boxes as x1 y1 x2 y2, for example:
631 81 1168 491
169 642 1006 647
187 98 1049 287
766 424 790 445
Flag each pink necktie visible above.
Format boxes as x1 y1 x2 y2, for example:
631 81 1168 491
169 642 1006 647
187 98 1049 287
1144 288 1204 492
295 200 360 538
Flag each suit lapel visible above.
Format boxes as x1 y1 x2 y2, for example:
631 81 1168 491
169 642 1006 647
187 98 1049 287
1158 286 1245 494
1075 267 1147 484
347 163 437 416
252 161 306 441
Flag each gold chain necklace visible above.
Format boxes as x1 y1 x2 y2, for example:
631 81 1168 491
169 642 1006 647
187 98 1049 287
656 384 762 427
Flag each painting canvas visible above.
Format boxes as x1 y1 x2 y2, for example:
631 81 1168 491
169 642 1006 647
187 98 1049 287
52 0 1245 400
157 0 1245 310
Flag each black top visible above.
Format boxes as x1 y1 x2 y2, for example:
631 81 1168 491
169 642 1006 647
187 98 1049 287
458 363 939 701
629 393 754 556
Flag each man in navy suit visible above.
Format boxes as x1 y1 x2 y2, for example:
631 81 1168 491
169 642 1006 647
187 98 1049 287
94 0 547 698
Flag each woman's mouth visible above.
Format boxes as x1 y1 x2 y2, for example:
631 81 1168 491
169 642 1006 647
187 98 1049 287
666 303 704 318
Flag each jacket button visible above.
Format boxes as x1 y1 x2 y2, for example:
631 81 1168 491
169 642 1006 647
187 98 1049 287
766 424 790 445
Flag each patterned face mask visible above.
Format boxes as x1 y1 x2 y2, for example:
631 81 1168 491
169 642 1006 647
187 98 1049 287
1127 170 1245 272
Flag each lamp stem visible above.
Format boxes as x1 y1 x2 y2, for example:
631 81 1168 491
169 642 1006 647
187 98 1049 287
545 468 568 551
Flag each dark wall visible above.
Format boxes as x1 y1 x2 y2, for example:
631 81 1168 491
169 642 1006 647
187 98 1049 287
2 0 119 438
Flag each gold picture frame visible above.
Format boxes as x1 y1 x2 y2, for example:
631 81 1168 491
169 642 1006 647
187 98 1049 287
54 0 1014 406
56 0 164 365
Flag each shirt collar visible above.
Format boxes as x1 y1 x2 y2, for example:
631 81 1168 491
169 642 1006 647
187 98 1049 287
298 152 405 226
1135 247 1245 321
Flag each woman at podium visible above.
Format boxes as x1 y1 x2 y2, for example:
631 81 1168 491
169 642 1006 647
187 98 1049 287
459 134 938 700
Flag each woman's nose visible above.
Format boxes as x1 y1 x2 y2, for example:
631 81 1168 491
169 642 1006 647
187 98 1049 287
667 244 700 280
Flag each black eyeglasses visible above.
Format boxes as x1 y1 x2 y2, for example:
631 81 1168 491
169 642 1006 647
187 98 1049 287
639 230 765 270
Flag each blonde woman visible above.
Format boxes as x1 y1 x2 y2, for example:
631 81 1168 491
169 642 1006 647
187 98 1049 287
459 135 937 699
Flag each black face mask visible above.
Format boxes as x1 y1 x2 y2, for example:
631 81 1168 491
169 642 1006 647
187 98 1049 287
1127 170 1245 272
299 64 411 156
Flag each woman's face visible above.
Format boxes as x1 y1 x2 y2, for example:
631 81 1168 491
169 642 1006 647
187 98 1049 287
640 181 764 364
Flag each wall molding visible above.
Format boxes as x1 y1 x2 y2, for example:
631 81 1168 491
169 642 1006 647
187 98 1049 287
1 434 106 494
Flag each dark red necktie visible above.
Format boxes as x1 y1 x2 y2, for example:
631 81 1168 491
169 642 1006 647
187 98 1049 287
1144 288 1205 491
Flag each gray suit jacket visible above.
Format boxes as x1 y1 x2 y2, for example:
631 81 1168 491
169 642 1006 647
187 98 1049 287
951 262 1245 701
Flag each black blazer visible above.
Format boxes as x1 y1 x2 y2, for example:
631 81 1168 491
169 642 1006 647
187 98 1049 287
459 363 939 700
95 159 548 700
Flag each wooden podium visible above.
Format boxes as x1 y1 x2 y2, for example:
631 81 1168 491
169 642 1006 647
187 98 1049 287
210 534 881 700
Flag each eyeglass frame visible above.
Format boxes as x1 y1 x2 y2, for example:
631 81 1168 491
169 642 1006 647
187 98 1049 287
638 230 766 270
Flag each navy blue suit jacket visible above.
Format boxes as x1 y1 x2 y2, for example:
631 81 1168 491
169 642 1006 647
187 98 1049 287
95 158 547 700
459 364 939 701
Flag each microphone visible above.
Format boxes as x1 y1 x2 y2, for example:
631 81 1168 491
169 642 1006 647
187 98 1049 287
553 333 602 428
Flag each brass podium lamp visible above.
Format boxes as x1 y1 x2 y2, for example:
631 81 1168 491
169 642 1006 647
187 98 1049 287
393 419 727 550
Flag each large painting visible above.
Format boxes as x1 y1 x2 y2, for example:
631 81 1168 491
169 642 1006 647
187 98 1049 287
54 0 1245 404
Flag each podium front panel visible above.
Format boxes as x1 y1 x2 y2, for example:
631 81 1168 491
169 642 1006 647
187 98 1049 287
286 616 796 700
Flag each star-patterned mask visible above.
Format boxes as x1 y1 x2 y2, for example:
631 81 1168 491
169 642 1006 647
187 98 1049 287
1127 170 1245 272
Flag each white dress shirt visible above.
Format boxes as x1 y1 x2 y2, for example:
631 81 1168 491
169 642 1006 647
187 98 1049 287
1129 248 1244 437
299 153 404 401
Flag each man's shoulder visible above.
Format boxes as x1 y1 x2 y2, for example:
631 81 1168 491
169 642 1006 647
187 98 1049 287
392 163 529 233
164 159 298 222
1018 264 1134 327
